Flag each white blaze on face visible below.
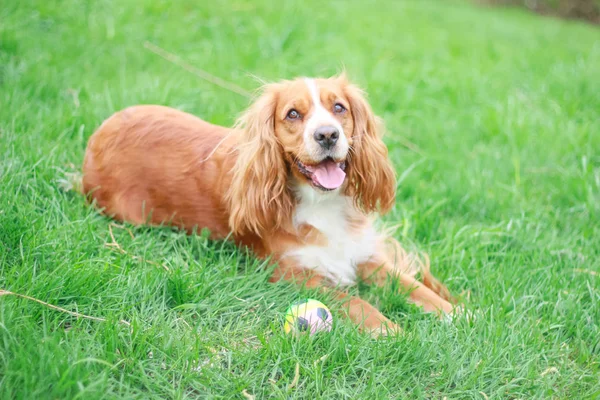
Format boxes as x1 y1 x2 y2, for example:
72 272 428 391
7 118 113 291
303 78 349 160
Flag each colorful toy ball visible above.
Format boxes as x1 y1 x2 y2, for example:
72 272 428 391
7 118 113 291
284 299 333 335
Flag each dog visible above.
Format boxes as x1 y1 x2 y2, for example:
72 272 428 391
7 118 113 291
81 74 456 336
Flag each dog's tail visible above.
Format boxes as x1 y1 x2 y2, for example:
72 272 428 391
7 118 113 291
58 171 84 194
382 234 455 303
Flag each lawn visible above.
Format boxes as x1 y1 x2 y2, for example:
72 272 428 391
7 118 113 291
1 0 599 398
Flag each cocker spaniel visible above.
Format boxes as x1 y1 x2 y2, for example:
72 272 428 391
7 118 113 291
81 74 456 335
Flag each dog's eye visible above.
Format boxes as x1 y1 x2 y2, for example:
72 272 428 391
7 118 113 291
333 103 346 114
286 109 301 120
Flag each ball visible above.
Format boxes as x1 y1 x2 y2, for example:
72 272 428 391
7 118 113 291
284 299 333 335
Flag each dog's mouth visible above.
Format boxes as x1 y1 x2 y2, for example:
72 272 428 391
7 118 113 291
296 157 347 191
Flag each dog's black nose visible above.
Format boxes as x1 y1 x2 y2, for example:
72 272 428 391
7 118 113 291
313 126 339 150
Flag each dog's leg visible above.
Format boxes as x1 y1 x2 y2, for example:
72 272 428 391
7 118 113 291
357 257 455 317
270 263 401 336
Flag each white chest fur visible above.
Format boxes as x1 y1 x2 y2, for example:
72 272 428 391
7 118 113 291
284 186 378 286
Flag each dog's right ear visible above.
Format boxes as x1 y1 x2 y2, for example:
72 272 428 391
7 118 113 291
226 85 294 237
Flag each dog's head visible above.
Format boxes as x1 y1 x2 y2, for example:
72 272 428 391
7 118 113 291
228 74 396 236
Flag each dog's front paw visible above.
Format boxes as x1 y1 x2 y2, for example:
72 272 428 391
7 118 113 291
365 320 403 338
442 305 477 324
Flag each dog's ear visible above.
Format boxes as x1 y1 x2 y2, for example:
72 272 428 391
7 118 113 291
342 77 396 215
227 85 294 236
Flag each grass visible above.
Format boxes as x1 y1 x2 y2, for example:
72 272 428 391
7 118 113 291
1 0 599 398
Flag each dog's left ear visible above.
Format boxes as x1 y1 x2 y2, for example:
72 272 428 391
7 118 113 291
341 76 396 215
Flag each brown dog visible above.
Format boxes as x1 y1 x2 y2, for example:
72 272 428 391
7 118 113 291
82 75 456 335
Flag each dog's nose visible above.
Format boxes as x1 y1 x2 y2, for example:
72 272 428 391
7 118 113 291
313 126 339 150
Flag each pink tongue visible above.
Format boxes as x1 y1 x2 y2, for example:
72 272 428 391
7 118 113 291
309 160 346 189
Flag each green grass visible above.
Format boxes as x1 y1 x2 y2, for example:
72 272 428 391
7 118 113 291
1 0 599 398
